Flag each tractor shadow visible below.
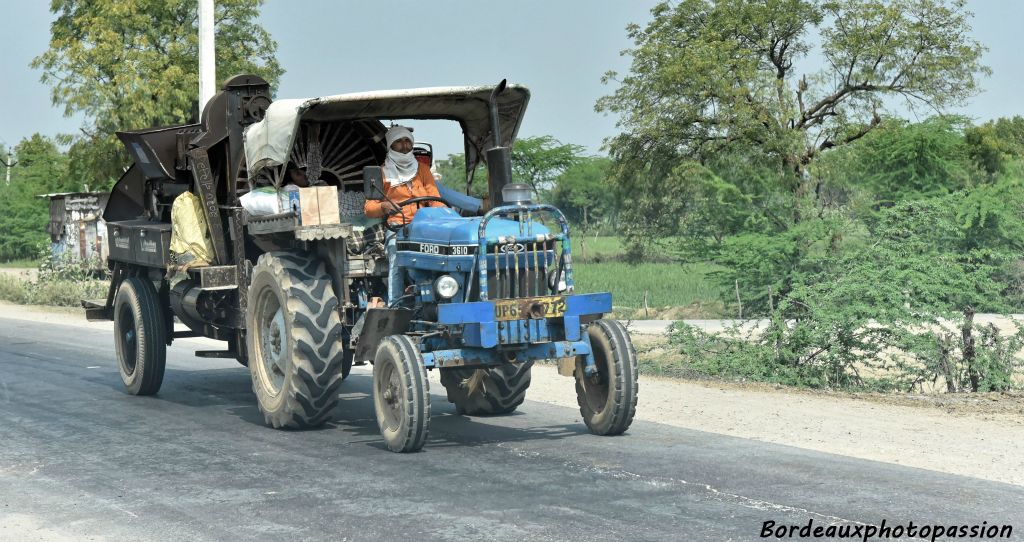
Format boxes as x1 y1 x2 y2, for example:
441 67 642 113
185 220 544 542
145 364 590 450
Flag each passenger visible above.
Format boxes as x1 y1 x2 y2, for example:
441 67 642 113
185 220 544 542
365 125 446 302
284 163 310 188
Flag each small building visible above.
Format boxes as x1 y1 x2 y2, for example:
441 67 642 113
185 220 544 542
39 192 109 268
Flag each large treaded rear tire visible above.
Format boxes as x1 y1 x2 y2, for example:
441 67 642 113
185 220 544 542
114 277 167 396
439 361 533 416
247 252 346 429
575 320 638 435
373 335 430 452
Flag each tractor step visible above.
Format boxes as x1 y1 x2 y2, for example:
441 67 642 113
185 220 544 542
195 350 239 358
172 330 200 339
81 299 112 321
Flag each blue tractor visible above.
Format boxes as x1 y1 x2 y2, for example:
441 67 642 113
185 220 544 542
88 76 638 453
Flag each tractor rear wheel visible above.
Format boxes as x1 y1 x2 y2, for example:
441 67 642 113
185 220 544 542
575 320 638 436
372 335 430 452
246 252 346 428
440 361 533 416
113 277 167 395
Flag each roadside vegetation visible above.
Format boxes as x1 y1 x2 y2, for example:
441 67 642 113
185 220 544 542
0 252 106 307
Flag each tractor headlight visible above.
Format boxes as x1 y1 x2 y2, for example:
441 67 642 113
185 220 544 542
434 275 460 299
547 269 567 293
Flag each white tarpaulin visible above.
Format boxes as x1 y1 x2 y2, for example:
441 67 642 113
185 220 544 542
243 98 311 174
243 84 530 178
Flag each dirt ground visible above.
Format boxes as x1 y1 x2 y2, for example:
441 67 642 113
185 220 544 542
3 301 1023 486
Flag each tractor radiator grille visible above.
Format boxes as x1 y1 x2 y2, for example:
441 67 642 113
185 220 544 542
488 240 556 300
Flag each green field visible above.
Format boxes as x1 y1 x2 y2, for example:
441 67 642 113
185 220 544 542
0 258 38 268
562 236 725 317
571 235 624 259
573 261 721 306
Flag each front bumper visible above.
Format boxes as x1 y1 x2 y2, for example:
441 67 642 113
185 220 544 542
436 292 612 348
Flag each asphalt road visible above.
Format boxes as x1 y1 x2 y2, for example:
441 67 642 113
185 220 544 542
1 316 1022 541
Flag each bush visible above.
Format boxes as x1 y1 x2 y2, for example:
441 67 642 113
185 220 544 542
0 251 108 308
669 195 1024 392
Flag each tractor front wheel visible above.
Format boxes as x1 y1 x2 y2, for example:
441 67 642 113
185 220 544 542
575 320 638 436
373 335 430 452
440 361 533 416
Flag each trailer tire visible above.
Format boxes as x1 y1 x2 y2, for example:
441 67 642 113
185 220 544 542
113 277 167 396
247 252 346 429
575 320 638 436
439 361 533 416
372 335 430 452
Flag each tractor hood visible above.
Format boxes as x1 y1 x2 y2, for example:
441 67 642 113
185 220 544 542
244 84 530 180
401 208 551 247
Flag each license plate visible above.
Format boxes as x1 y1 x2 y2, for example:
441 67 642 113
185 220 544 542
493 296 566 321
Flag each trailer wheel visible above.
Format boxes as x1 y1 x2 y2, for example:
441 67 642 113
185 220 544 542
439 361 533 416
372 335 430 452
247 252 346 428
113 277 167 396
575 320 638 436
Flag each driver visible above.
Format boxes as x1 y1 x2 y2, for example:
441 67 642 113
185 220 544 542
364 125 446 302
364 125 445 224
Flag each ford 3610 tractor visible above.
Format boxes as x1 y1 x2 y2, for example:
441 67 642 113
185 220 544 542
86 75 638 452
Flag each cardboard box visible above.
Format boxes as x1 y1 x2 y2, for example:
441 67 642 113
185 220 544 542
298 186 340 225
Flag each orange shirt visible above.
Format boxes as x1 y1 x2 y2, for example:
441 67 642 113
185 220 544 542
364 162 445 224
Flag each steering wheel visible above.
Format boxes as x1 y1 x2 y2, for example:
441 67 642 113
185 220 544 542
384 196 451 232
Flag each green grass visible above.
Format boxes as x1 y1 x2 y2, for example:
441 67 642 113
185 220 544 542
0 258 38 268
564 236 726 318
573 261 723 312
571 236 624 259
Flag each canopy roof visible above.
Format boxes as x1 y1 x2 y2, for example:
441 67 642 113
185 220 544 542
244 84 530 178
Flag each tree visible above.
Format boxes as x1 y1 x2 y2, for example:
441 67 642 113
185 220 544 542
965 116 1024 177
819 117 976 208
511 136 584 192
598 0 988 213
0 135 72 261
32 0 283 187
548 157 616 229
435 135 585 201
434 153 488 198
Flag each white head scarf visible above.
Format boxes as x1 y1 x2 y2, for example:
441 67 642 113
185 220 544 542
383 125 418 187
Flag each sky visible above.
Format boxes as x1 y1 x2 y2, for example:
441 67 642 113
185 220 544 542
1 0 1023 159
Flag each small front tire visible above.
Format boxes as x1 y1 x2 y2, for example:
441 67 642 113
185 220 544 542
575 320 638 436
373 335 430 452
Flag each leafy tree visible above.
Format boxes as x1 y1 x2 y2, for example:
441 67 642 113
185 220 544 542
435 135 585 202
675 194 1024 391
434 153 488 198
0 135 73 261
821 117 976 208
548 157 616 229
598 0 988 225
511 136 584 191
965 116 1024 176
32 0 283 187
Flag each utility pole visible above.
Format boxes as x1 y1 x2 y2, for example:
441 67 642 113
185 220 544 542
2 148 15 186
198 0 216 111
